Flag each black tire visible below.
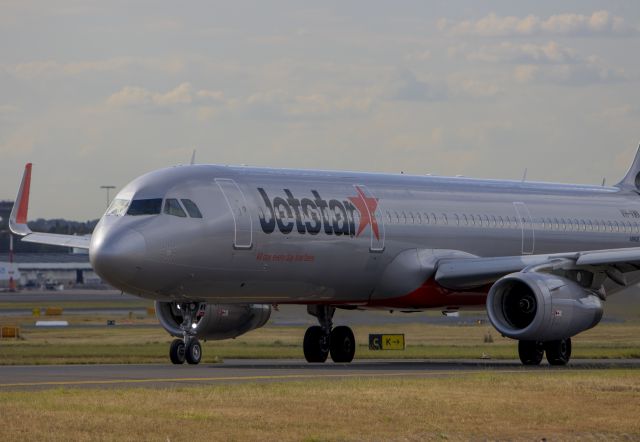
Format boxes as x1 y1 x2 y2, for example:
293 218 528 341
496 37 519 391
545 338 572 366
169 339 186 365
330 326 356 363
185 339 202 365
518 340 544 366
303 326 329 363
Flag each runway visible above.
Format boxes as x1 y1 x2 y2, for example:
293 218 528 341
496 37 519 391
1 358 639 391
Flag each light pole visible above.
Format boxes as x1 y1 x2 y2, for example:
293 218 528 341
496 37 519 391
100 185 116 209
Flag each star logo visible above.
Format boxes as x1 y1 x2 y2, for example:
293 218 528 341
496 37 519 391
348 186 380 240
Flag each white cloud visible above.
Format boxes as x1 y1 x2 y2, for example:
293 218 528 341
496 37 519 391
439 10 634 37
240 89 374 119
467 41 578 64
105 83 193 108
513 61 627 85
106 83 372 119
6 57 185 79
387 70 448 102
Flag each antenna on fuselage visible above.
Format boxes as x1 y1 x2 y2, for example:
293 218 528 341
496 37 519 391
190 149 197 165
602 177 607 187
521 168 528 182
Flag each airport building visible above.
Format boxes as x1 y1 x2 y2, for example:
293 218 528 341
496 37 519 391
0 253 100 289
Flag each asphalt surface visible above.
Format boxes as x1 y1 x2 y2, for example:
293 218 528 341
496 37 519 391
0 358 639 391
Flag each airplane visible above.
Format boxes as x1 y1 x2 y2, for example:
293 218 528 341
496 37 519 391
9 146 640 366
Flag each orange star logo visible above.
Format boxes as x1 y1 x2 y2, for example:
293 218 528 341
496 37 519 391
348 186 380 240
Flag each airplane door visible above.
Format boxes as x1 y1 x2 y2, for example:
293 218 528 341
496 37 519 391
215 178 253 249
513 202 534 255
353 184 385 252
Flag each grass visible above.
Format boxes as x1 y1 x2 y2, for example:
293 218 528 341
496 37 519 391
0 319 639 364
0 370 639 440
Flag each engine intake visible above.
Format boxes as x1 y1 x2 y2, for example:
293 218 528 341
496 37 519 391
487 272 603 341
155 302 271 340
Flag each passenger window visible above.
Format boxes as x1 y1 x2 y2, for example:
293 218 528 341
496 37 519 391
441 213 448 225
181 199 203 218
454 214 460 226
127 198 163 216
430 213 437 225
164 199 187 217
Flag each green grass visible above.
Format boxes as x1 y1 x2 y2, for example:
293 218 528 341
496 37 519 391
1 370 639 440
0 320 639 365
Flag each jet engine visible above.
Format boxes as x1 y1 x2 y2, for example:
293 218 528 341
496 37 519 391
486 272 603 341
155 301 271 340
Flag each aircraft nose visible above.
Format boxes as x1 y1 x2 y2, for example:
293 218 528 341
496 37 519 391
90 228 147 286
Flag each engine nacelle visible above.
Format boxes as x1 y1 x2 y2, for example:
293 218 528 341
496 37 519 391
486 272 603 341
155 301 271 340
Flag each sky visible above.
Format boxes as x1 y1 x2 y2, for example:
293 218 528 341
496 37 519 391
1 1 640 220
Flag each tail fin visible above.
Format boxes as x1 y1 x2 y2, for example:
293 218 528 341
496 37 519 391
9 163 33 236
616 145 640 193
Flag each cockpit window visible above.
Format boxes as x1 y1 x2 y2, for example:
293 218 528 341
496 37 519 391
106 199 130 216
181 199 203 218
164 199 187 217
127 199 163 216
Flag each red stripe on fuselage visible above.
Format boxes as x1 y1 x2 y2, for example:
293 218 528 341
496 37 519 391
364 278 489 309
16 163 32 224
280 278 489 310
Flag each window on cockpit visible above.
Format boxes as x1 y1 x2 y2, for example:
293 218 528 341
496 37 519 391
127 199 163 216
181 199 203 218
164 199 187 217
106 199 129 216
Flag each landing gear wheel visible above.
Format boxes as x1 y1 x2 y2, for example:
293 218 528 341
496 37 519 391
185 339 202 365
169 339 186 365
545 338 572 366
330 326 355 363
303 326 329 363
518 340 544 366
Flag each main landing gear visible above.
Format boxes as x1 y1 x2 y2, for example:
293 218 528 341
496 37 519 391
518 338 572 366
169 302 204 365
303 306 356 363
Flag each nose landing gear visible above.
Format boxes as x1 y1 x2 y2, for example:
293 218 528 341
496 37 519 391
304 306 356 364
169 302 205 365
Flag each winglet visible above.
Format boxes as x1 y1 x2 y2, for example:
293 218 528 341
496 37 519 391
616 145 640 193
9 163 33 236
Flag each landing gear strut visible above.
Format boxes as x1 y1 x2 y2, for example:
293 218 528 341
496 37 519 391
304 306 356 364
169 302 204 365
517 338 572 366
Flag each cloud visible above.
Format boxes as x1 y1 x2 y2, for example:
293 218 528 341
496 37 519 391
239 89 374 119
387 69 499 102
106 83 372 119
460 41 628 85
439 10 634 37
6 57 185 79
467 41 579 64
513 61 627 85
106 83 225 108
387 70 448 102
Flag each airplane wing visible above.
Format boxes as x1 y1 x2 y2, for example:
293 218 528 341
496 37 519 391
435 248 640 290
9 163 92 250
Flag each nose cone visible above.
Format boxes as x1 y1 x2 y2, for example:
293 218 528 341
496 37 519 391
90 227 147 288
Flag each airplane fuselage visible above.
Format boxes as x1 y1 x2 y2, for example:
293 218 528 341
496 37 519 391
89 164 640 308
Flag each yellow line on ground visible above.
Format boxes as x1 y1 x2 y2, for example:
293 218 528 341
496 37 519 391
0 368 560 389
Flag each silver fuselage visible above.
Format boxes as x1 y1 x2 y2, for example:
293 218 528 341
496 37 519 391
89 165 640 308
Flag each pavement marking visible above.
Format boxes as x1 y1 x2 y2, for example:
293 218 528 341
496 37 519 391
0 369 523 389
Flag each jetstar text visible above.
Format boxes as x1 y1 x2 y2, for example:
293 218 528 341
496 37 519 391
258 188 358 236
